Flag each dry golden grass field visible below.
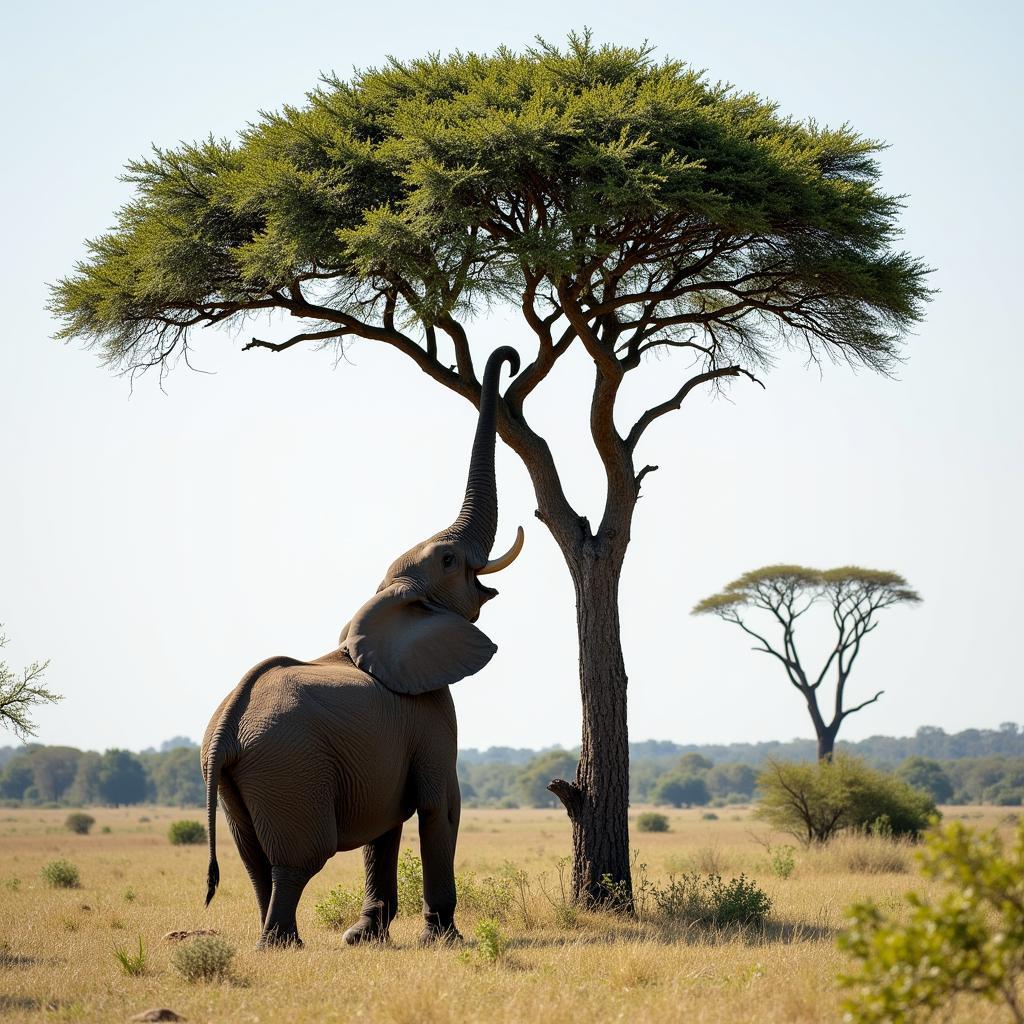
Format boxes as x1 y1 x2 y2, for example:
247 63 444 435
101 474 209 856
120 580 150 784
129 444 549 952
0 804 1016 1023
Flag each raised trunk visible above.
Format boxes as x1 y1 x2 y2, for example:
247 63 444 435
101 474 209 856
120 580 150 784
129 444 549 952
547 532 633 908
444 346 520 565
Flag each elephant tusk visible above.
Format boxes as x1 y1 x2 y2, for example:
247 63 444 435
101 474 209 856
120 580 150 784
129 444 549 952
478 526 525 575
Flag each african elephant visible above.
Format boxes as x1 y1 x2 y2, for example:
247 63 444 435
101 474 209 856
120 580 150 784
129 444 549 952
201 346 523 948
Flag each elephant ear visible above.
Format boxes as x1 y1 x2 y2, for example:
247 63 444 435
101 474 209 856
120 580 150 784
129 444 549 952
340 583 497 695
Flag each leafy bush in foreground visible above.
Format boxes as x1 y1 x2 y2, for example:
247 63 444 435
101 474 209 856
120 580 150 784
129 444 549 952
314 882 365 929
652 873 772 926
64 812 95 835
839 818 1024 1023
756 755 936 844
167 819 207 845
171 935 235 982
41 859 80 888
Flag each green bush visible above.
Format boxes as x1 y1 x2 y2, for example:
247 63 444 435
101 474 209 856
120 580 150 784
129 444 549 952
456 871 516 921
396 848 423 916
314 882 365 929
41 859 80 888
64 812 95 835
653 873 771 926
473 918 507 963
167 819 207 845
756 755 937 844
636 812 670 833
171 935 235 983
768 844 796 879
839 818 1024 1022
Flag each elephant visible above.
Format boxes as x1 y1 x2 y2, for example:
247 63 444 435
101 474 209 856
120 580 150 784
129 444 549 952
200 346 523 948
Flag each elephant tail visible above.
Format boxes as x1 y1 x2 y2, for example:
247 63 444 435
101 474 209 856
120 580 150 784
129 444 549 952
203 655 301 907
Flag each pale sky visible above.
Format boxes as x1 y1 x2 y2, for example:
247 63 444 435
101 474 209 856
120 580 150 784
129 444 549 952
1 0 1021 754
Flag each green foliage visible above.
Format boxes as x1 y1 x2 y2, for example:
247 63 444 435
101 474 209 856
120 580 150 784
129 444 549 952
838 819 1024 1023
97 749 149 806
147 746 205 806
52 33 930 381
314 882 364 929
112 937 146 977
167 819 207 845
171 935 235 983
0 627 59 741
64 812 95 835
514 749 578 808
651 773 709 808
473 919 507 964
41 859 80 888
456 871 517 921
768 844 797 879
397 848 423 916
897 756 954 804
652 873 772 926
756 756 937 844
636 812 670 833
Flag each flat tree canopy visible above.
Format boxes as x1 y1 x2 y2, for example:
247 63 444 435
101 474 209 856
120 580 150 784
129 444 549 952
694 565 922 759
51 33 931 905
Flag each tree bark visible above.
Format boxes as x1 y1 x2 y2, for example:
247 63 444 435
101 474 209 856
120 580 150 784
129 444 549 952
817 728 837 761
547 532 633 907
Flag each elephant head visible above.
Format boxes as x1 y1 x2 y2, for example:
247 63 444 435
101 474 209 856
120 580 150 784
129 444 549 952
340 346 524 695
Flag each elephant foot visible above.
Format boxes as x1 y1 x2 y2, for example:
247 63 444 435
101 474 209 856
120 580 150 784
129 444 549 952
257 928 304 950
342 919 391 946
418 924 463 947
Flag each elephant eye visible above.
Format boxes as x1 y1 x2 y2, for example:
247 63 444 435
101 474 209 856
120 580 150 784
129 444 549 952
442 552 456 569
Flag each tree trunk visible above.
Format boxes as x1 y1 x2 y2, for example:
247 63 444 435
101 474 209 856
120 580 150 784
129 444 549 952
547 535 633 907
817 726 837 761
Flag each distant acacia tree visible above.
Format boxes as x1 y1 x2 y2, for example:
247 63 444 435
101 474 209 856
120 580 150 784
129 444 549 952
693 566 921 759
0 626 59 740
51 34 930 904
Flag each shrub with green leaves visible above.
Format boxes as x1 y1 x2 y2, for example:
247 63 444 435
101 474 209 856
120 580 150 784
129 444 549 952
314 882 365 929
768 844 796 879
474 918 507 964
653 873 772 926
456 872 516 921
171 935 235 983
756 755 936 844
636 812 670 833
396 848 424 916
41 859 80 888
167 819 207 845
64 812 95 835
839 818 1024 1023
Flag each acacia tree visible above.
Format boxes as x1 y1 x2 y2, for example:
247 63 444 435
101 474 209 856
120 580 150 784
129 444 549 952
50 35 930 904
693 566 921 759
0 626 59 740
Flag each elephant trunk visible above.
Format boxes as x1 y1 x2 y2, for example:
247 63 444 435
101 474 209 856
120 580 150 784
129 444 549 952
446 346 520 566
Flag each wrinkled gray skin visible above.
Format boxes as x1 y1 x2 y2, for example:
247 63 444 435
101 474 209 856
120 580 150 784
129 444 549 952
201 347 521 948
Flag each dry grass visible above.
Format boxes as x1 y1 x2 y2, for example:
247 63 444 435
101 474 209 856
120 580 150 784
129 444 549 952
0 804 1014 1023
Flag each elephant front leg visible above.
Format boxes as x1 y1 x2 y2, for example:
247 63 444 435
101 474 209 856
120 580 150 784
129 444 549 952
343 824 402 946
417 796 462 945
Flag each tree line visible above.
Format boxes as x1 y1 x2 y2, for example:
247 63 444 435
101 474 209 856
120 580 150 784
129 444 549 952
3 727 1020 809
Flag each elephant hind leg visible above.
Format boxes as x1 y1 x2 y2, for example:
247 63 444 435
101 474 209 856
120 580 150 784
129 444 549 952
344 823 402 946
220 770 272 928
260 866 313 948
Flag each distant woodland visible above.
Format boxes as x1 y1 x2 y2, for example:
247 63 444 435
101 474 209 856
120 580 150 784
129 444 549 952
1 725 1022 809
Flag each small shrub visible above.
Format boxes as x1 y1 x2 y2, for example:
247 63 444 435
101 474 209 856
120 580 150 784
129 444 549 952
839 818 1024 1022
168 820 207 845
64 813 95 835
171 935 235 983
654 873 771 926
474 918 507 963
100 825 111 834
396 848 423 916
539 857 578 929
756 755 937 845
314 883 364 929
113 937 146 976
768 844 796 879
456 872 516 921
636 812 670 833
41 859 80 889
122 887 137 903
702 811 719 821
5 877 21 892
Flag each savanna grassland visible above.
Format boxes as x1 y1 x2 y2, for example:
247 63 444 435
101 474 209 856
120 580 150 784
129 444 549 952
0 805 1016 1023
